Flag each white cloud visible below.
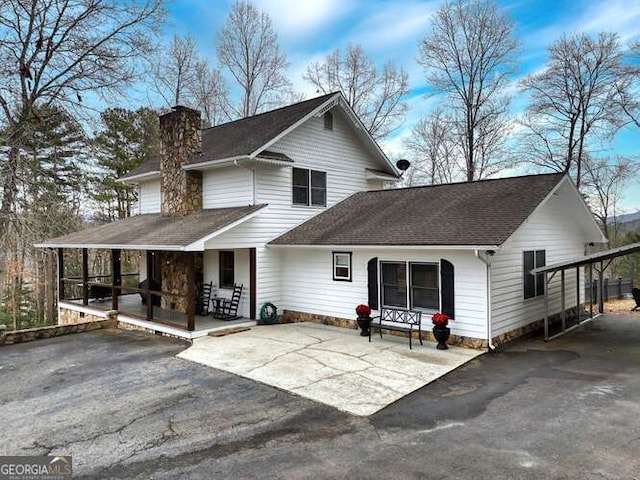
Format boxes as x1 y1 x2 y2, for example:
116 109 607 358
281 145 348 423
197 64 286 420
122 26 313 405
348 1 441 53
522 0 640 51
254 0 356 40
580 1 640 43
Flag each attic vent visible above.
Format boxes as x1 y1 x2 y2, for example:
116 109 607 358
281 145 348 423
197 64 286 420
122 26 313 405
324 111 333 130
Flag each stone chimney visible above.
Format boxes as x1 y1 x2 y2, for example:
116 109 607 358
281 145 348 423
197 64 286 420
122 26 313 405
160 106 203 216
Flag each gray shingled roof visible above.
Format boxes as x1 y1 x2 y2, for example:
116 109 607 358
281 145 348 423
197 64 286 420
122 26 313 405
37 205 266 250
270 173 566 247
120 93 336 180
121 156 160 181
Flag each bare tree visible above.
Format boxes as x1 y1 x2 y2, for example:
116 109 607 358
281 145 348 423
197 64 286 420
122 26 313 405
418 0 518 181
519 32 634 187
152 33 198 107
216 0 292 118
403 109 457 185
187 60 229 127
304 44 409 140
0 0 164 242
582 156 639 240
467 106 515 179
614 39 640 129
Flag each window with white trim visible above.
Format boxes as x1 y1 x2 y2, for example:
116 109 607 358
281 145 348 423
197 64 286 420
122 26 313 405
292 167 326 206
523 250 545 299
333 252 352 281
381 261 439 310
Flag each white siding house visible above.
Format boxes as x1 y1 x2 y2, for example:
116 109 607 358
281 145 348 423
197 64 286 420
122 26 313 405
278 248 488 341
40 92 606 347
203 107 387 311
41 92 400 338
270 174 606 348
489 178 601 338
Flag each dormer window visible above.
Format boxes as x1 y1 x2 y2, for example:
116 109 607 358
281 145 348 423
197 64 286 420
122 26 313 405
324 111 333 130
293 167 326 206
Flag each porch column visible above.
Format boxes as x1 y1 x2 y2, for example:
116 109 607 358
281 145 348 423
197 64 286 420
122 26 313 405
111 249 121 311
544 271 549 341
589 264 593 318
598 260 604 314
560 269 566 332
82 248 89 306
57 248 64 301
576 266 581 312
186 252 196 331
250 248 256 320
146 251 154 320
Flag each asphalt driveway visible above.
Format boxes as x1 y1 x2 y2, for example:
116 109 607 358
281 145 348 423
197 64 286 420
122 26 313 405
1 315 639 479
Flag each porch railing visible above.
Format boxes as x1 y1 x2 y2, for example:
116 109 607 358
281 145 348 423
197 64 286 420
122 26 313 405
60 276 195 331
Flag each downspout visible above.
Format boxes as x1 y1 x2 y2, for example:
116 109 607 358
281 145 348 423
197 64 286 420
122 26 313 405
475 250 496 352
233 159 256 205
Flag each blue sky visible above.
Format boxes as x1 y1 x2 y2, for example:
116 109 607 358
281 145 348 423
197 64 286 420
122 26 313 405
155 0 640 213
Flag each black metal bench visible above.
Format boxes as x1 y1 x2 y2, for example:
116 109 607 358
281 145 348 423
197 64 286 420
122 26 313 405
370 307 423 349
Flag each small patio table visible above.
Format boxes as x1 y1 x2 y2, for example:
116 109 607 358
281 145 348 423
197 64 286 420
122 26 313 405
210 296 223 317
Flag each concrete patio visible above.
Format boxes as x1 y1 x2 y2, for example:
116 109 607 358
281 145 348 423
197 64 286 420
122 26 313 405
177 322 483 415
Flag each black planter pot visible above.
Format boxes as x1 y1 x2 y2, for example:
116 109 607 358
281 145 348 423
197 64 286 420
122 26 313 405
432 326 450 350
357 316 372 336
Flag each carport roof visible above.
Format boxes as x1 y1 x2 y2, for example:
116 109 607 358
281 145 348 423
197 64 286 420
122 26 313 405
531 241 640 274
35 205 266 251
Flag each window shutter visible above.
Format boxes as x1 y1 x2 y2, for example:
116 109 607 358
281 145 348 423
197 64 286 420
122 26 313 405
440 259 455 318
523 251 535 299
367 258 378 310
535 250 546 297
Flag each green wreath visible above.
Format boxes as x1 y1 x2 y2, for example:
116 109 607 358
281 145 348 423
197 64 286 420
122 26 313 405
259 302 278 325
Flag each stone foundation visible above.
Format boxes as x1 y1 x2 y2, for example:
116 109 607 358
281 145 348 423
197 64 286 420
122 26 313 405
1 314 117 346
60 308 110 325
279 310 489 350
117 321 190 342
490 306 582 346
280 307 584 350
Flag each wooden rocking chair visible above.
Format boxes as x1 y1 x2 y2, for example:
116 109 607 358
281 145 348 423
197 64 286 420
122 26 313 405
196 282 213 316
215 284 243 320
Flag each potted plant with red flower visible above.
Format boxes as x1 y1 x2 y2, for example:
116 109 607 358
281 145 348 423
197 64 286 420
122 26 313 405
432 312 451 350
355 304 372 337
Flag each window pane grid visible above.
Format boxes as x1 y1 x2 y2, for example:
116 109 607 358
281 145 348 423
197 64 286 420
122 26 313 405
333 252 351 281
293 168 326 206
410 263 439 310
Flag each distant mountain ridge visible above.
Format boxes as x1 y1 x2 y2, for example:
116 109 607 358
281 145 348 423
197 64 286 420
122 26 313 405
614 210 640 224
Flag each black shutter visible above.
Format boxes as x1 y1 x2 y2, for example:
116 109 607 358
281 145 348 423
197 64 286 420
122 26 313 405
367 257 379 310
523 251 535 299
535 250 546 297
440 259 455 318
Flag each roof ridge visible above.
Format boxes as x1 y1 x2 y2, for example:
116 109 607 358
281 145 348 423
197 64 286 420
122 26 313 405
202 92 339 132
365 172 565 194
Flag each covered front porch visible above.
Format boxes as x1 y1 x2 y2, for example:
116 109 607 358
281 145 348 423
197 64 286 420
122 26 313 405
61 293 253 338
35 206 264 337
54 246 257 336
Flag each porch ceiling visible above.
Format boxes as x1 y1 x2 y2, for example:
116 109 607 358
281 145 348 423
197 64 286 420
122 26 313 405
36 205 266 251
